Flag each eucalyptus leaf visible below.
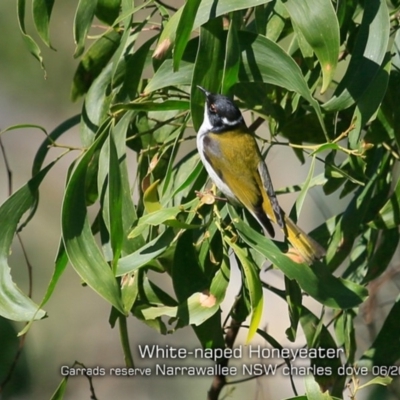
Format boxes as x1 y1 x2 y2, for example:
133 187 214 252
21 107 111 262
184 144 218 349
228 206 367 309
62 131 125 314
17 0 45 71
283 0 339 93
32 0 55 48
323 0 390 112
0 164 54 321
73 0 97 58
117 228 176 276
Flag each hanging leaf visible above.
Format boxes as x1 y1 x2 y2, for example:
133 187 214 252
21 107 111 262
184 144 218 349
323 0 390 112
32 0 55 48
73 0 98 58
17 0 46 71
0 164 56 321
62 130 125 314
283 0 340 93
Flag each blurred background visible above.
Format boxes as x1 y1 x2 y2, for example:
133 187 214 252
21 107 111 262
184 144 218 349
0 1 397 399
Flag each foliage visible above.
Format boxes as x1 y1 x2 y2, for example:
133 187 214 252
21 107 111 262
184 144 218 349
1 0 400 399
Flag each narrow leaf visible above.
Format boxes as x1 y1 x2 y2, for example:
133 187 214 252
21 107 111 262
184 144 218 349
32 0 55 48
108 133 124 269
49 377 68 400
357 376 393 390
17 0 46 71
0 164 55 321
283 0 339 93
73 0 98 58
228 206 367 309
117 228 176 276
173 0 202 71
71 30 121 101
191 17 225 131
222 14 241 95
228 240 263 343
359 296 400 368
323 0 390 111
62 131 125 314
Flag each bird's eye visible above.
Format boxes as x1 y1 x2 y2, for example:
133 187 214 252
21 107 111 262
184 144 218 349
210 103 217 113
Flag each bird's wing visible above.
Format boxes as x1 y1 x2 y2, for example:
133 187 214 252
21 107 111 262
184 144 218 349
257 161 285 231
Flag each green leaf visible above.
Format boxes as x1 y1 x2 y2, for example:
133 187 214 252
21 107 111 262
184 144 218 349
32 0 55 48
191 17 225 131
173 0 202 71
17 0 46 72
0 165 55 321
121 272 138 314
79 64 113 146
238 31 327 139
144 60 194 94
359 295 400 368
172 230 209 301
107 133 124 269
19 241 68 336
117 35 157 101
300 307 345 395
363 228 399 284
221 14 241 95
357 376 393 390
265 0 288 41
323 0 390 112
228 206 367 309
142 291 220 326
169 156 204 200
209 248 230 304
292 155 316 222
149 30 328 137
334 310 356 364
369 179 400 229
284 276 302 342
228 240 263 343
305 374 334 400
117 228 176 276
108 112 140 255
95 0 121 25
71 30 121 101
49 377 68 400
349 53 391 148
155 0 272 58
283 0 339 93
128 207 181 238
325 160 382 267
73 0 97 58
61 131 125 314
172 230 225 348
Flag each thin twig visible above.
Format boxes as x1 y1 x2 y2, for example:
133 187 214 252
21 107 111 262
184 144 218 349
153 0 177 12
0 136 12 195
207 317 241 400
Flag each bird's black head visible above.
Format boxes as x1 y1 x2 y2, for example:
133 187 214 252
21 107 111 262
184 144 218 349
198 86 244 132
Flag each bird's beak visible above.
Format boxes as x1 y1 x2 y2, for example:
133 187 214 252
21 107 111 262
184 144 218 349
197 85 210 97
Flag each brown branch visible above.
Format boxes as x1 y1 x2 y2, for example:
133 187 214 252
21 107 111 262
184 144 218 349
207 317 241 400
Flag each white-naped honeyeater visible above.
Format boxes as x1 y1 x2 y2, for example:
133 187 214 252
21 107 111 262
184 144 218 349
196 86 326 265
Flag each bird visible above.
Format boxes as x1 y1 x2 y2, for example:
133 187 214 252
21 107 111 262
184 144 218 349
196 86 326 265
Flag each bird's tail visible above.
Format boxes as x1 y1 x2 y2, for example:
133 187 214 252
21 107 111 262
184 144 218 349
283 215 326 265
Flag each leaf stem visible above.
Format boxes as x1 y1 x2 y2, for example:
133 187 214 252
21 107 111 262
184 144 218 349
119 316 135 368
